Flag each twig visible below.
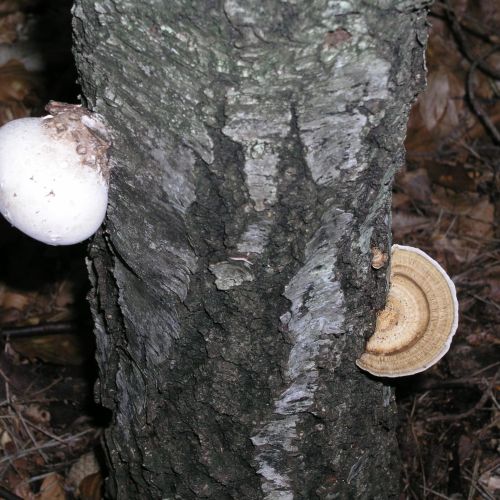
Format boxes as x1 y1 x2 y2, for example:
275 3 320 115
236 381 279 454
444 215 457 237
23 377 63 400
471 362 500 377
433 2 500 45
468 452 481 500
468 292 500 312
23 418 67 445
0 321 79 340
420 485 452 499
0 428 94 465
10 404 48 463
409 396 427 499
0 485 23 500
467 46 500 144
463 467 496 500
438 1 500 142
443 0 500 79
429 369 499 422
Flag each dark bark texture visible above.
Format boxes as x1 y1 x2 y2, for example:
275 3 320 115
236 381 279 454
73 1 429 498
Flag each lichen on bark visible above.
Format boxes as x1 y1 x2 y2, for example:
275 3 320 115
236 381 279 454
73 0 428 498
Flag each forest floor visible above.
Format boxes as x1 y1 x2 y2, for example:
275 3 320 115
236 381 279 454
393 2 500 498
0 0 498 499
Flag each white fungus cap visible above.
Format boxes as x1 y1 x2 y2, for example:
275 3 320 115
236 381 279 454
0 115 109 245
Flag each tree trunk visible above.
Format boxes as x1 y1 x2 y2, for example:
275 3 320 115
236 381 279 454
73 1 428 498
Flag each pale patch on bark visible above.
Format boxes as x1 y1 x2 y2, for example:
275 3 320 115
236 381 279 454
209 261 254 290
252 209 351 499
236 219 274 255
223 91 291 255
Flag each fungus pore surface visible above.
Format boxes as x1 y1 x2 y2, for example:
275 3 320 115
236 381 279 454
356 244 459 377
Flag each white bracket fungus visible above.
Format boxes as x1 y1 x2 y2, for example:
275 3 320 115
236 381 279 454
357 244 459 377
0 101 111 245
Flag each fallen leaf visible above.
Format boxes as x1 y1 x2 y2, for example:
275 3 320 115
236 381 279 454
79 472 104 500
428 163 478 191
392 192 411 210
37 472 65 500
0 60 38 102
14 481 36 500
480 471 500 496
396 168 432 203
53 280 75 309
392 212 429 239
432 233 474 263
67 451 100 492
22 404 51 425
2 290 31 310
0 12 24 44
457 197 494 241
419 70 451 132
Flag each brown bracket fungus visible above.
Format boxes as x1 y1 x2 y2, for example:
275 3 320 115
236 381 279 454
356 244 459 377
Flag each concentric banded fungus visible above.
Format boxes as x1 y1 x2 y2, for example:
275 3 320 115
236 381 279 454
356 244 459 377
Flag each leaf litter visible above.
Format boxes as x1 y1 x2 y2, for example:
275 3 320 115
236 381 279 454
0 1 104 499
396 1 500 498
0 0 498 499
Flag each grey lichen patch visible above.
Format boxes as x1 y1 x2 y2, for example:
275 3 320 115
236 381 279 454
223 94 291 213
393 0 433 11
74 0 220 165
236 218 273 255
209 261 254 291
151 140 197 215
297 54 391 188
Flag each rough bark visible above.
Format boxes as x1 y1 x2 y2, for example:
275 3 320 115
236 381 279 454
73 1 429 498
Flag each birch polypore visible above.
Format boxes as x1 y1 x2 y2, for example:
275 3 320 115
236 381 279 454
357 244 459 377
0 102 110 245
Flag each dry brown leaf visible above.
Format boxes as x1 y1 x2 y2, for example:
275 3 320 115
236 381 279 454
428 163 478 191
22 404 51 425
477 0 500 28
0 12 24 44
0 429 12 449
67 451 100 494
419 70 452 132
431 187 481 215
2 290 31 310
432 233 476 263
457 197 495 240
0 99 30 124
54 280 75 309
396 168 432 204
457 434 474 464
11 332 90 365
466 329 500 346
0 12 26 44
37 472 65 500
484 266 500 303
14 480 36 500
392 192 411 210
405 0 500 156
392 212 429 239
79 472 103 500
0 60 38 101
480 471 500 497
426 14 462 70
0 0 34 14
